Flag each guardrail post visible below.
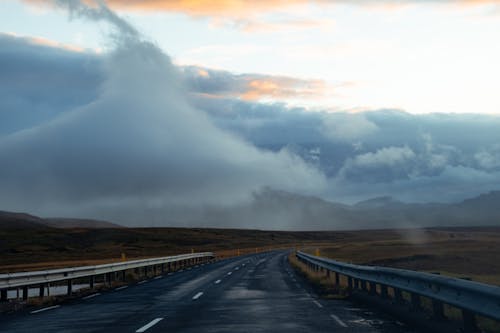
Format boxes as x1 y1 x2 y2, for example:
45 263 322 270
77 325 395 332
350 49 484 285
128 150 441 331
67 279 73 296
39 284 45 298
347 277 353 292
121 270 126 281
410 292 421 310
361 280 368 292
1 289 7 301
369 282 377 295
354 278 360 290
335 272 340 285
106 272 113 286
22 286 28 300
393 288 403 304
380 284 388 299
432 299 445 320
462 310 479 332
89 275 94 289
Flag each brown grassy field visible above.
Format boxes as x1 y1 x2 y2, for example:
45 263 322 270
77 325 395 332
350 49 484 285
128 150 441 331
302 227 500 286
0 227 339 272
2 226 500 287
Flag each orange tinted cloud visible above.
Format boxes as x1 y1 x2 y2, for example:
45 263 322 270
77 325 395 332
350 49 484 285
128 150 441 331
24 0 500 17
183 66 328 101
4 32 86 53
240 76 326 101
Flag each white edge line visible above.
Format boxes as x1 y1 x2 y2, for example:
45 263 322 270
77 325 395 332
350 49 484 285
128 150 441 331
313 300 323 308
330 314 348 328
154 276 162 280
83 293 101 300
215 279 221 284
136 318 164 332
138 280 148 284
30 305 60 314
192 292 204 300
116 286 128 291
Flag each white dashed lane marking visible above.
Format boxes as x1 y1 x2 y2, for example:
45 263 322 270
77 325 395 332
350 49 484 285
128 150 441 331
136 318 164 332
192 292 204 300
313 300 323 308
330 314 348 328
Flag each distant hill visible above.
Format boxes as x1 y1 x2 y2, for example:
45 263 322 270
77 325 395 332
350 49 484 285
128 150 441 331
166 189 500 230
0 211 123 229
2 190 500 230
0 211 48 229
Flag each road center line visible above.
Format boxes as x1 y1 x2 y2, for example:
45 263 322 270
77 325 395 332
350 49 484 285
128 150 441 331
192 292 204 300
136 318 164 332
83 293 100 300
214 279 221 284
30 305 60 314
330 314 348 327
313 300 323 308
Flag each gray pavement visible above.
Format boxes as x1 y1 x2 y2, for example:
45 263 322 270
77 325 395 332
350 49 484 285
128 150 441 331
0 251 419 333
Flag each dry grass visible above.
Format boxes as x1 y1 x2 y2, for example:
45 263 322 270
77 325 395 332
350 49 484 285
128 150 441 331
302 227 500 286
0 227 339 272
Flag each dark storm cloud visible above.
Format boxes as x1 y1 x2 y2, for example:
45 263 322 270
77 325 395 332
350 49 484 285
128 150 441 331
0 33 102 135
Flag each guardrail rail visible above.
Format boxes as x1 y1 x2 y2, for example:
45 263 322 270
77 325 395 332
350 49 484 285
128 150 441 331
296 251 500 332
0 252 214 302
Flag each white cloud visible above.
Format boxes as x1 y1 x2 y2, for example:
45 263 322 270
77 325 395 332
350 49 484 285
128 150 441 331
352 146 416 168
321 112 378 141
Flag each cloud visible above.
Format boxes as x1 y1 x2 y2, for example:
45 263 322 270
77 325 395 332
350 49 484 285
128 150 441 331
0 32 102 135
3 27 500 222
339 146 416 182
0 0 326 225
24 0 500 18
321 112 378 141
182 66 327 102
352 146 416 167
474 144 500 170
211 17 334 33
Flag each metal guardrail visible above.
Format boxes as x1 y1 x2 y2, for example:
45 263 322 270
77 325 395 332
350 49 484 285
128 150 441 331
296 251 500 330
0 252 214 300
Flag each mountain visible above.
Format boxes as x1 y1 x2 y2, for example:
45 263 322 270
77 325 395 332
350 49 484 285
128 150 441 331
0 211 123 229
0 211 48 229
354 196 402 209
1 190 500 230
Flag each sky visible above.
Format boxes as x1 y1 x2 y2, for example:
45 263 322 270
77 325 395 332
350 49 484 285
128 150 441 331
1 0 500 228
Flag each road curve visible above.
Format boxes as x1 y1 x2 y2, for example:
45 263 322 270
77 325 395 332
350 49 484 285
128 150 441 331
0 251 419 333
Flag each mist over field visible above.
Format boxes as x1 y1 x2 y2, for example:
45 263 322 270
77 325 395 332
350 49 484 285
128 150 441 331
1 0 500 228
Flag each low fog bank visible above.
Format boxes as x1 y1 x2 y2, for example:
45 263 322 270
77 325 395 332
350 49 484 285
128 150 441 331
91 189 500 230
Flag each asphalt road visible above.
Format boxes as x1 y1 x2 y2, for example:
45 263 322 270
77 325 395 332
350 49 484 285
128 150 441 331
0 251 419 333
